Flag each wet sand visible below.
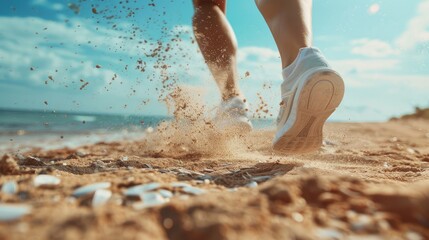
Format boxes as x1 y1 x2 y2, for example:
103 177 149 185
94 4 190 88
1 119 429 239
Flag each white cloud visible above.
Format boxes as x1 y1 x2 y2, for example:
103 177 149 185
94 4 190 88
396 0 429 50
351 1 429 57
351 38 399 58
31 0 64 11
331 59 399 74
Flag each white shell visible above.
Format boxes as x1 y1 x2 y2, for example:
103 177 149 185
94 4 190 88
92 189 112 207
182 186 205 195
170 182 191 188
245 181 258 188
1 181 18 194
158 189 173 199
133 192 166 209
124 183 161 196
0 204 31 221
72 182 111 197
34 175 61 187
252 176 271 182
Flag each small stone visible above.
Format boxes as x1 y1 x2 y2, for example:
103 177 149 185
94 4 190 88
323 140 337 146
350 214 375 232
0 204 32 221
1 181 18 194
72 182 111 197
145 127 154 134
196 175 212 181
34 175 61 187
92 189 112 207
291 212 304 222
125 183 161 197
407 148 417 154
143 164 153 169
120 156 128 161
245 181 258 188
76 151 87 157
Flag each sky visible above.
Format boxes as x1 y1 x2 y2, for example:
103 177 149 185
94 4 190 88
0 0 428 121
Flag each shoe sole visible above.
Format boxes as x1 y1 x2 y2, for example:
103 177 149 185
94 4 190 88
273 69 345 154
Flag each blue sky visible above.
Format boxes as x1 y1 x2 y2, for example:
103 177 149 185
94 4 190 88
0 0 428 121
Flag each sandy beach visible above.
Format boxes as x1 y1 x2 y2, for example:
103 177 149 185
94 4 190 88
1 118 428 240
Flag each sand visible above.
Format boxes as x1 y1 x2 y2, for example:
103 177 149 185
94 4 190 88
0 119 429 240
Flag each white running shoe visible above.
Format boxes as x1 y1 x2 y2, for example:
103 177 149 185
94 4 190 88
273 47 345 153
213 96 253 133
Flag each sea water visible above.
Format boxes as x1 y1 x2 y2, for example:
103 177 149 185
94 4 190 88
0 108 274 154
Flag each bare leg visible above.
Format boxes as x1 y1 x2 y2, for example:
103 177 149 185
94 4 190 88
192 0 241 100
255 0 312 68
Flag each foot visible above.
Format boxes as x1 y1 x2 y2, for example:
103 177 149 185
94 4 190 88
273 47 345 154
213 97 253 133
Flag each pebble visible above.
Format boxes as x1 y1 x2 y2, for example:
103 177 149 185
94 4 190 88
0 204 32 221
133 192 166 209
350 214 374 232
72 182 111 197
245 181 258 188
145 127 154 134
197 175 213 181
323 140 337 146
124 183 161 196
291 212 304 222
33 175 61 187
182 186 205 195
406 148 417 154
92 189 112 207
1 181 18 194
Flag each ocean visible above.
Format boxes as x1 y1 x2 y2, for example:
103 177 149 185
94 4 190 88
0 108 274 154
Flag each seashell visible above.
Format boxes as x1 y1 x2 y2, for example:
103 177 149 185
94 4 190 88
245 181 258 188
124 182 161 197
182 186 205 195
133 192 166 209
72 182 111 197
158 189 173 199
0 204 31 221
91 189 112 207
34 175 60 187
1 181 18 194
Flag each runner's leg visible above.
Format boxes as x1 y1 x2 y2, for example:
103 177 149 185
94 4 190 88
192 0 241 100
